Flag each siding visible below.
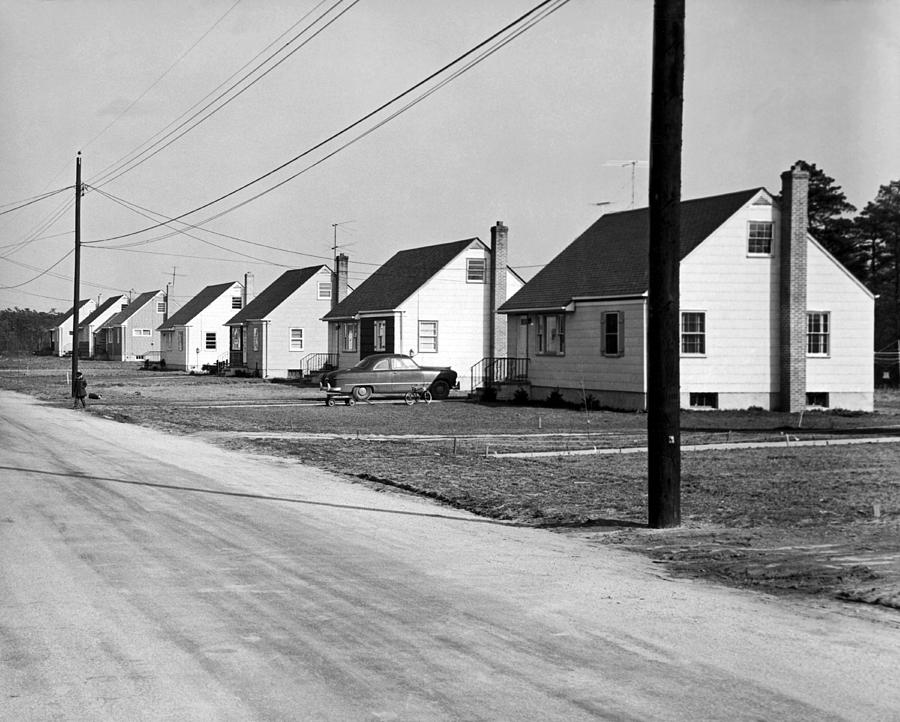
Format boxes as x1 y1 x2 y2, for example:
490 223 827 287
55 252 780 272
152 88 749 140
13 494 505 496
397 248 523 391
259 268 332 377
806 239 874 409
679 201 779 407
160 283 242 370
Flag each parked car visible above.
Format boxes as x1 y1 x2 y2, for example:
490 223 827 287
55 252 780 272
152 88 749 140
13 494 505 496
320 353 458 403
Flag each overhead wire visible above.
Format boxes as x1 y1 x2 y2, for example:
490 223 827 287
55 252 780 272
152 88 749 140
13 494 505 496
0 249 74 290
84 0 566 246
88 0 350 189
0 186 73 216
78 0 244 159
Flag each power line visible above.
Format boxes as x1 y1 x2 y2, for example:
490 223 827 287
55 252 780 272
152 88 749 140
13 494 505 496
0 249 74 290
0 186 73 216
78 0 243 158
88 0 351 189
84 0 567 246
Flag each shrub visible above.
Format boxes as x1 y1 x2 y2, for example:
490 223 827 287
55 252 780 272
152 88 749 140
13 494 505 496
480 385 498 403
512 387 529 404
545 387 567 408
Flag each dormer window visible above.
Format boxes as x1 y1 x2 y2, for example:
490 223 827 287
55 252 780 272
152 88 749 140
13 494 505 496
748 221 773 255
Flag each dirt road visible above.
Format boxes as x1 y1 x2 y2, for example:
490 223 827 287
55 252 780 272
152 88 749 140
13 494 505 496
1 390 898 720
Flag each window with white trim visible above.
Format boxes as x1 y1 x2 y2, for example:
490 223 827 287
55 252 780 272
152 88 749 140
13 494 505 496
681 312 706 355
601 311 623 356
156 301 166 314
466 258 486 283
289 327 304 352
807 312 829 355
373 320 386 352
536 314 565 355
132 328 151 337
231 296 242 309
747 221 773 255
418 320 438 353
342 323 357 352
689 392 718 409
205 332 216 350
317 281 332 300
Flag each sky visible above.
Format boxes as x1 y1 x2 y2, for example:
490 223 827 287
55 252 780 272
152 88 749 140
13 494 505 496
1 0 898 313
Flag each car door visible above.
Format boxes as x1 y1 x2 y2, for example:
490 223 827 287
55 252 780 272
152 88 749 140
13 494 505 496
390 356 423 393
370 357 393 393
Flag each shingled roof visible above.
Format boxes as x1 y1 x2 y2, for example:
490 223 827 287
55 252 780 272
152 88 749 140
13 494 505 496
499 188 763 312
78 295 125 329
159 282 236 330
226 267 324 325
54 299 92 324
99 290 162 327
323 238 478 320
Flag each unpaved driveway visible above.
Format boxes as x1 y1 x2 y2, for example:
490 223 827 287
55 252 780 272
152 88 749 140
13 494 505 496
1 390 898 720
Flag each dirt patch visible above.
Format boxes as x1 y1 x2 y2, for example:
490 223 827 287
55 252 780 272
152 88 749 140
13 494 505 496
3 357 899 611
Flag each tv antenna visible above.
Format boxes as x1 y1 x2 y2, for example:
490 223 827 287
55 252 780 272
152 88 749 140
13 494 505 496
603 160 648 208
331 220 355 256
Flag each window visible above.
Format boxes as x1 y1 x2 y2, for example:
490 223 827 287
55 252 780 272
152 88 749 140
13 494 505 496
418 320 438 353
466 258 486 283
177 331 184 351
120 303 129 311
689 392 718 409
230 326 242 351
602 312 623 356
252 327 259 352
807 312 829 355
232 296 242 309
163 331 172 350
806 392 829 408
374 320 386 351
537 314 565 355
156 301 166 314
289 327 303 352
748 221 773 254
318 281 332 300
681 312 706 354
132 328 151 337
205 332 216 350
342 323 357 352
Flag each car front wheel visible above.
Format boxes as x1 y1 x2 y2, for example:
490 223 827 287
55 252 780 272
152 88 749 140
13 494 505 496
352 385 372 401
429 379 450 400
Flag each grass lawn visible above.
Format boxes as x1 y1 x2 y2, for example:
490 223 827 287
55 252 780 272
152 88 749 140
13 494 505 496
3 356 899 612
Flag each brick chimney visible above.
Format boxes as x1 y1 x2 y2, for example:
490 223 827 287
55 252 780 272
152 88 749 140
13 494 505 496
243 272 255 305
779 164 809 412
332 253 349 308
489 221 508 358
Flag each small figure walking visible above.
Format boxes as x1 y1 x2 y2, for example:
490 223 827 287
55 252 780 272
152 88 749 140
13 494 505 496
73 370 87 410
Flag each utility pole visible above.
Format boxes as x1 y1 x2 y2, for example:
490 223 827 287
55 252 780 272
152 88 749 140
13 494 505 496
647 0 684 528
70 153 82 398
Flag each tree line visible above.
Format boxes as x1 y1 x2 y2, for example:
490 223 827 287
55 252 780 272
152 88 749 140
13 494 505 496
0 307 60 356
799 160 900 353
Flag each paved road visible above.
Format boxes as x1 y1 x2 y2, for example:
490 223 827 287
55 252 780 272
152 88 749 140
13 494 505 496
1 390 898 720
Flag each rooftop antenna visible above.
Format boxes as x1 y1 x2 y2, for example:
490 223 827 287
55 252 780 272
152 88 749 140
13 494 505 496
603 160 649 208
331 220 355 256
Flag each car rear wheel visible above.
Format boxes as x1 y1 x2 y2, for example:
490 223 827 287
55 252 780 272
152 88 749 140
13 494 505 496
352 385 372 401
429 379 450 400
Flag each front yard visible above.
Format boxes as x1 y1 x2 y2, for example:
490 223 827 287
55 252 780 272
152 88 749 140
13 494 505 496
3 356 899 613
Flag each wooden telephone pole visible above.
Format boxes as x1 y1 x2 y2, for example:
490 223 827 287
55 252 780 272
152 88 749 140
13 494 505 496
647 0 684 528
70 153 82 397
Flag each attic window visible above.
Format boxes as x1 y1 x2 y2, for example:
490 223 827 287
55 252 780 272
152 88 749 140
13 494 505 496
318 281 332 300
467 258 486 283
748 221 773 255
156 301 166 313
231 296 242 309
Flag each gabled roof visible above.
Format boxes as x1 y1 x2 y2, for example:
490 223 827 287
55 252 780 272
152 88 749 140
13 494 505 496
323 238 479 320
159 282 237 330
500 188 762 312
78 295 125 329
226 267 324 324
99 290 162 327
55 299 92 324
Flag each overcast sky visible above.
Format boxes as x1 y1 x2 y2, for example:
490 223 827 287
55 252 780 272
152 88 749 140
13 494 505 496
1 0 898 312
